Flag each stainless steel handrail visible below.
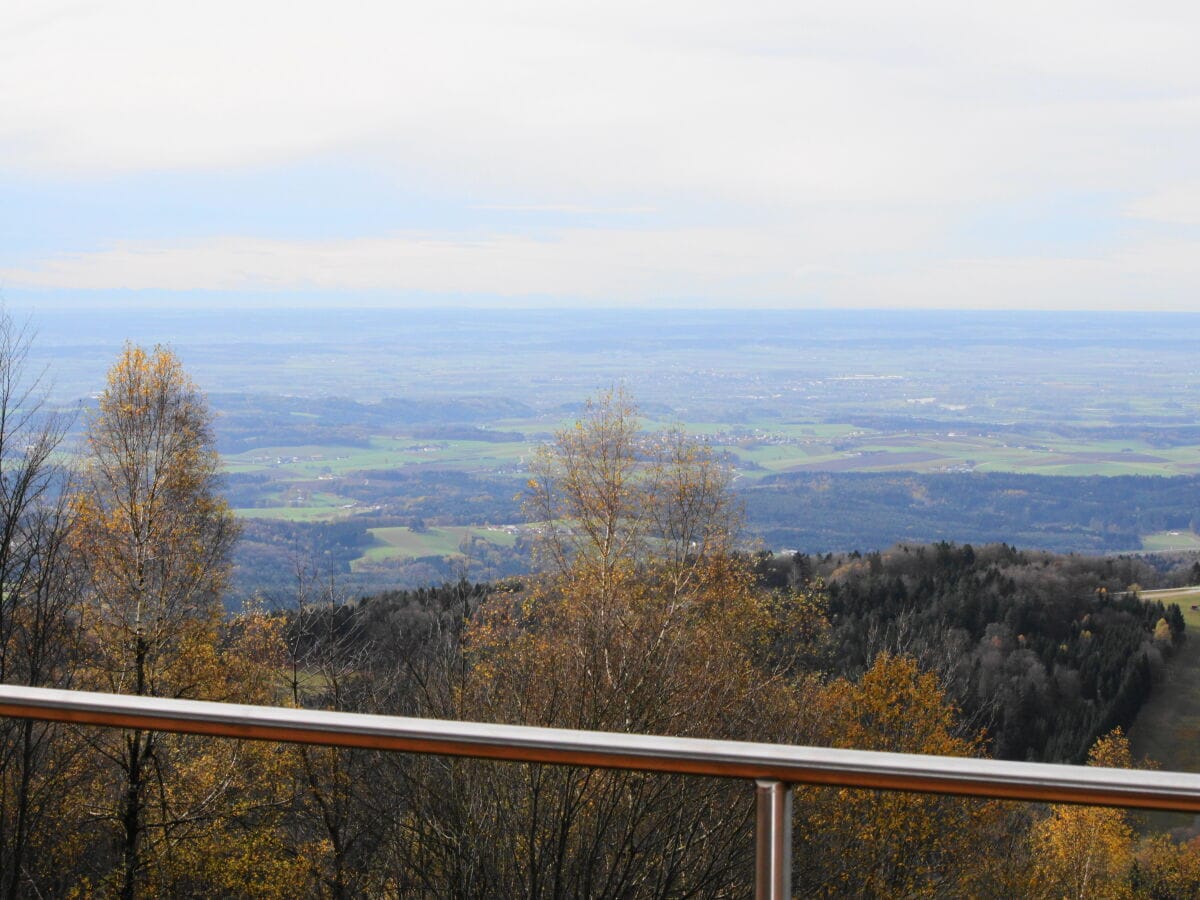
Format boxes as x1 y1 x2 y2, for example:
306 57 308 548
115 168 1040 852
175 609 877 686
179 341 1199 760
2 684 1198 899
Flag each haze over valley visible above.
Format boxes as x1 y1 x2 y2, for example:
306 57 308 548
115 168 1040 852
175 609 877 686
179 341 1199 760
21 305 1200 599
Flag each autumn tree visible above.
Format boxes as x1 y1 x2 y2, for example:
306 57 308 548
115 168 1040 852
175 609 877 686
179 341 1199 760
1030 728 1137 899
796 653 1022 897
375 391 1023 897
71 344 238 899
138 602 311 899
526 388 647 595
375 390 810 896
526 387 741 601
1130 832 1200 897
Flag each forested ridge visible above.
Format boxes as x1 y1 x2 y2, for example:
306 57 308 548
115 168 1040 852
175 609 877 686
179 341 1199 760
746 470 1200 554
2 327 1200 896
758 545 1185 763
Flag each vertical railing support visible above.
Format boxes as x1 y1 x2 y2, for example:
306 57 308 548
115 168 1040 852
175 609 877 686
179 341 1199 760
755 778 792 899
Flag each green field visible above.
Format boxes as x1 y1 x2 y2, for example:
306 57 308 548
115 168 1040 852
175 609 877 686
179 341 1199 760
1142 532 1200 553
710 428 1200 479
1128 589 1200 831
224 438 529 478
221 418 1200 510
234 506 350 522
224 434 534 523
351 525 520 570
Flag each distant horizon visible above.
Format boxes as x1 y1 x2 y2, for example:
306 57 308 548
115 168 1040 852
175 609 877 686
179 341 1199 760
10 299 1200 317
17 302 1200 408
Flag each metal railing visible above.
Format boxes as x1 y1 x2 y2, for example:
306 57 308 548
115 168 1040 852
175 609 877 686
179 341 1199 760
3 684 1200 899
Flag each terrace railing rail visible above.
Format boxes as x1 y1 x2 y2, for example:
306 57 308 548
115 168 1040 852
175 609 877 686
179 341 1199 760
3 684 1200 899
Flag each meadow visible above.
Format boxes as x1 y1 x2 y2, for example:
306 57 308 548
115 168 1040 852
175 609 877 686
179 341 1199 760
1129 587 1200 831
353 524 519 569
1141 531 1200 552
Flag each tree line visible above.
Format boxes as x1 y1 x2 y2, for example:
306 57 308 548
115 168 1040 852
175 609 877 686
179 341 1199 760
1 330 1198 896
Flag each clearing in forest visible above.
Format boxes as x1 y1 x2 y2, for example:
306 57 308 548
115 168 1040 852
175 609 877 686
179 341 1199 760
1129 588 1200 832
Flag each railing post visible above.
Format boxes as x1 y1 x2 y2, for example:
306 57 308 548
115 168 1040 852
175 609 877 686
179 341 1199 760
755 778 792 900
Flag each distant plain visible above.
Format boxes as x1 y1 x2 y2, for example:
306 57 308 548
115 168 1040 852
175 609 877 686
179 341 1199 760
24 307 1200 586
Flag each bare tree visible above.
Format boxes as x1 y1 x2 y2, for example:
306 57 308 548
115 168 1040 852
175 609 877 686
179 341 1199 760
0 311 83 899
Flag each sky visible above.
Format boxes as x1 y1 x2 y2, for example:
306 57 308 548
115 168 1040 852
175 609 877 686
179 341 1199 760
3 1 1200 311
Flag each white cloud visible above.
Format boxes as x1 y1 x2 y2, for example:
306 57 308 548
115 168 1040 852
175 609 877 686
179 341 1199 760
1127 181 1200 225
5 1 1200 308
5 1 1200 205
828 238 1200 310
7 224 1200 310
0 229 846 300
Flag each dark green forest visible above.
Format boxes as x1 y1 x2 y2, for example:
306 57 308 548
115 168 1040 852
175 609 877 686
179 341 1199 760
745 471 1200 554
755 544 1186 763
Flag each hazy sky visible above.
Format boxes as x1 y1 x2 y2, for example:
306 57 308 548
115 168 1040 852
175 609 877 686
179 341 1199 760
4 1 1200 311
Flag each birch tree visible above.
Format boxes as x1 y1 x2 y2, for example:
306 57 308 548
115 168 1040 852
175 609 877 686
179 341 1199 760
72 343 237 899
